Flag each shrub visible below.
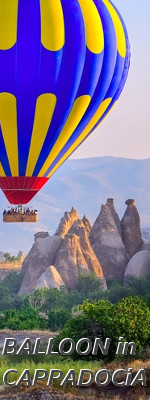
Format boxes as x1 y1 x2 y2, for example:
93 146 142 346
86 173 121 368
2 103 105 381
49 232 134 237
115 296 150 349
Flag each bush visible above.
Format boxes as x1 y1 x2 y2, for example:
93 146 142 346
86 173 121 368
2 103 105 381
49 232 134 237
0 305 47 330
115 296 150 349
3 252 19 262
126 275 150 297
48 307 71 331
2 272 23 295
55 300 119 361
106 284 133 304
77 272 103 294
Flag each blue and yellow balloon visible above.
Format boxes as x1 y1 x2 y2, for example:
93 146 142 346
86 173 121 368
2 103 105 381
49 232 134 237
0 0 130 204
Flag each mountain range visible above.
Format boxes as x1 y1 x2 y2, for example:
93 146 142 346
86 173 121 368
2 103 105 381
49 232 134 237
0 156 150 254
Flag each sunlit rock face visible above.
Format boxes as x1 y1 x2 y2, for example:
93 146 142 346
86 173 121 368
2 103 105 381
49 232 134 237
19 236 62 295
19 207 106 295
90 199 129 281
54 218 107 290
82 215 92 236
35 265 65 290
54 207 79 238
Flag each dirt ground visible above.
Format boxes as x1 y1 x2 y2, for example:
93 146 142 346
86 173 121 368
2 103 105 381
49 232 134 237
0 330 57 348
0 381 150 400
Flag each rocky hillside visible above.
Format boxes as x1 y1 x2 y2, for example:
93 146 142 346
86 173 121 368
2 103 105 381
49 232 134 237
18 198 150 295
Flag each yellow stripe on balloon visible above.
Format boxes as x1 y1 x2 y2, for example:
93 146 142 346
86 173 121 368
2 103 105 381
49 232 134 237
78 0 104 54
46 98 112 178
26 93 57 176
0 93 18 176
102 0 126 58
40 0 65 51
38 95 91 177
0 0 18 50
0 162 6 177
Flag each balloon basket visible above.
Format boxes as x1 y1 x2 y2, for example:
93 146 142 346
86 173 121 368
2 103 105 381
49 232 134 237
3 205 38 223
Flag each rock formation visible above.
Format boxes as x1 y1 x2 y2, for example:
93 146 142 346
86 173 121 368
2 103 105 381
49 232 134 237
90 199 129 281
125 250 150 281
107 198 122 237
17 251 25 263
36 265 65 290
121 199 143 257
68 219 105 281
34 232 49 242
19 209 106 294
55 207 79 238
19 198 147 294
19 236 62 295
54 233 91 290
82 215 91 236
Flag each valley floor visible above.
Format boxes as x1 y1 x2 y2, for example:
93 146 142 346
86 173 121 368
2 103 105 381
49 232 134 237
0 383 150 400
0 330 57 349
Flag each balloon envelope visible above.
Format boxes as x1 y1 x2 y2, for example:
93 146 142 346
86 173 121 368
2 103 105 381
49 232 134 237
0 0 130 204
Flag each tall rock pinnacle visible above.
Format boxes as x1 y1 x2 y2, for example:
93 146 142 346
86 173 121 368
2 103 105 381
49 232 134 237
82 215 91 236
55 207 79 238
121 199 143 257
90 199 129 281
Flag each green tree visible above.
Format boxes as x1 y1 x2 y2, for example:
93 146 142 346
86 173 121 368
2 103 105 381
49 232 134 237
48 307 71 331
55 300 119 361
115 296 150 349
3 253 19 262
0 285 14 311
0 306 47 330
126 275 150 297
144 293 150 309
106 284 133 304
2 272 23 295
77 272 103 295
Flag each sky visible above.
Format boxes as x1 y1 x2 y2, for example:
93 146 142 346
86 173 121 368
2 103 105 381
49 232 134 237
71 0 150 160
1 0 150 255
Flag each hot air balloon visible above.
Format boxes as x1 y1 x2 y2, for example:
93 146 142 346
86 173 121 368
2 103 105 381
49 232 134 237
0 0 130 222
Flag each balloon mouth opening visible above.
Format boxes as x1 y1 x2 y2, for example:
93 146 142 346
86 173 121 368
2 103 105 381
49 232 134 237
0 177 49 204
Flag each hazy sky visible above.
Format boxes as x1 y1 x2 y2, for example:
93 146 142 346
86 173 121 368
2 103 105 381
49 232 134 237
71 0 150 160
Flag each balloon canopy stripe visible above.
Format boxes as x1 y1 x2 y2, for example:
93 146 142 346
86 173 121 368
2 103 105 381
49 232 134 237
0 162 5 177
0 0 130 204
0 127 12 176
38 95 91 177
0 93 18 176
26 93 57 176
77 0 104 54
102 0 126 58
0 0 18 50
40 0 65 51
